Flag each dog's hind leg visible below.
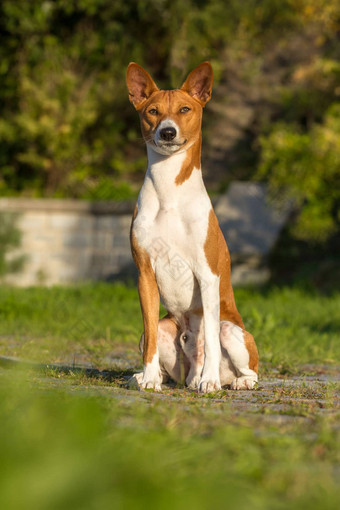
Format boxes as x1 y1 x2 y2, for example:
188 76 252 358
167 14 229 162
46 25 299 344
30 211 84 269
220 321 258 390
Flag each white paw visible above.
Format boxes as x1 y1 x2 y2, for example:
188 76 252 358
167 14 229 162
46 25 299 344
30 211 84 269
186 374 201 390
140 379 162 391
140 370 162 391
231 375 257 390
139 357 163 391
199 378 221 393
127 372 144 389
199 363 221 393
127 370 162 391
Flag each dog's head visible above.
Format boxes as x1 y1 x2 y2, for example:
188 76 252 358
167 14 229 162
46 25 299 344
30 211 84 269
126 62 213 156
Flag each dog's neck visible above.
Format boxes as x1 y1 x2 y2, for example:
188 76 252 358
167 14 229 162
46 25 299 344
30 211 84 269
145 136 203 205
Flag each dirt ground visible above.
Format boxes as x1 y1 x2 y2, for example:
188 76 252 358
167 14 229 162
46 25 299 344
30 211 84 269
1 354 339 428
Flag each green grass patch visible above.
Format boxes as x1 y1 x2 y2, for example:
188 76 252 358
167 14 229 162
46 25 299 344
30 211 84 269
0 283 141 366
0 370 339 510
0 283 339 369
0 283 339 509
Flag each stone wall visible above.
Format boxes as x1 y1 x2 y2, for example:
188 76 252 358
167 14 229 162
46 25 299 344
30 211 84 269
0 199 135 286
0 184 292 286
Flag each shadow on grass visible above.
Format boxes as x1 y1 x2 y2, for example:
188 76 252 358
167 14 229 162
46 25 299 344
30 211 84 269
0 355 136 384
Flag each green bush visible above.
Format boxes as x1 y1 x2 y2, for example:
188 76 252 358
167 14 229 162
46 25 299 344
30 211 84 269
1 0 339 200
0 213 26 276
258 103 340 242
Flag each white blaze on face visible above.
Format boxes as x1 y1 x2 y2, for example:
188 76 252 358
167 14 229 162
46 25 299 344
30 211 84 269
153 119 184 155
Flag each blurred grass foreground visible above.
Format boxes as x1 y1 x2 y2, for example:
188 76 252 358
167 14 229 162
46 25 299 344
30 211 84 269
0 367 339 510
0 283 339 509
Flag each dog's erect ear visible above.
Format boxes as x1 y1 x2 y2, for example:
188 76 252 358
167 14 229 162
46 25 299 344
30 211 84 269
126 63 159 109
180 62 213 106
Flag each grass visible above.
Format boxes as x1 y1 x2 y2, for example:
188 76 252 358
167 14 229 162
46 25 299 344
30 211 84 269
0 282 339 509
0 282 339 368
0 370 339 510
0 283 141 367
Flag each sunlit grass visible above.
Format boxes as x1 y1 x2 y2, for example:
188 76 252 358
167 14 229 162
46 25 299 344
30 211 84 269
0 283 339 509
0 283 339 369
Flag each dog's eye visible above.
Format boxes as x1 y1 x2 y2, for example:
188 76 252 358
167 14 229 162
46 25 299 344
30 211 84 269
148 108 158 115
180 106 191 114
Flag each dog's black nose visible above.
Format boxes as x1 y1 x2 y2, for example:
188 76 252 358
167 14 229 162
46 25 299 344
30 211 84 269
159 127 176 141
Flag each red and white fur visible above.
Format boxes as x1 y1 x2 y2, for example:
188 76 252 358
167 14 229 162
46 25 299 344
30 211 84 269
127 62 259 392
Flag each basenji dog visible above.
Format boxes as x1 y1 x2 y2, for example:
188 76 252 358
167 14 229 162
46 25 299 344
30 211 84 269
126 62 259 392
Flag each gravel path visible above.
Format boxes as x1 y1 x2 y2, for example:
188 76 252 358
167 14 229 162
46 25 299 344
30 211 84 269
1 354 339 427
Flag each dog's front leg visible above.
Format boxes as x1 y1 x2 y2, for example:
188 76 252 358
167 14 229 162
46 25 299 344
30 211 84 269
198 274 222 392
137 269 162 391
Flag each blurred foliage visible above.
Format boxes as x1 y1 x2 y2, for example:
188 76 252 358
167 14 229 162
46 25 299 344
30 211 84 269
0 0 339 241
259 103 340 241
0 213 26 277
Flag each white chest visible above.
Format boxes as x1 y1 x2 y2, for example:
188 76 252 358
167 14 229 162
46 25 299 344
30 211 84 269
132 156 212 316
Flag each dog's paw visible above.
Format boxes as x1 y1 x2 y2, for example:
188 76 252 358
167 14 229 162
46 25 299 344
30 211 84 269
199 378 221 393
186 374 201 390
138 359 163 391
127 371 162 391
140 379 162 391
199 365 222 393
140 371 163 391
231 375 257 390
127 372 144 389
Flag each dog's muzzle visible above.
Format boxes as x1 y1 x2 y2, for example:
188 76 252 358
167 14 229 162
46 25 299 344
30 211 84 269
152 120 187 154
